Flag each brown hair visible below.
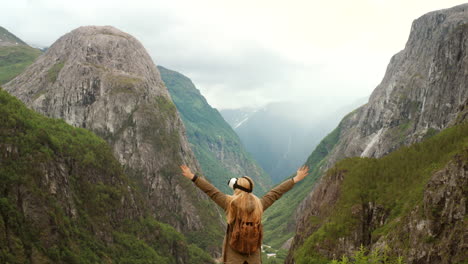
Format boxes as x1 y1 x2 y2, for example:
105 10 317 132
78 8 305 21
226 176 263 224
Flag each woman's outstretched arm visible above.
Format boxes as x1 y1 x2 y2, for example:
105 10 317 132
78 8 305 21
261 165 309 211
180 165 229 211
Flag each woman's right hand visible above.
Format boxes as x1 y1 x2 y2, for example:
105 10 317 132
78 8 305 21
293 165 309 183
180 165 195 180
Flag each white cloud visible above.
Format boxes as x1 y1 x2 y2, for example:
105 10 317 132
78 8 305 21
2 0 467 109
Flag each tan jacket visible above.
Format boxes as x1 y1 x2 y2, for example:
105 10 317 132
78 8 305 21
193 175 295 264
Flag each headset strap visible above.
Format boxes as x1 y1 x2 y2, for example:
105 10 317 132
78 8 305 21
234 177 253 193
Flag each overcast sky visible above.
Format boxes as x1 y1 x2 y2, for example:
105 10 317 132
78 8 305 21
2 0 467 109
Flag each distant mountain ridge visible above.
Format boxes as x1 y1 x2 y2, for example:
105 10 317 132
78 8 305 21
0 26 41 84
0 26 27 46
221 108 259 129
220 98 366 183
158 66 271 194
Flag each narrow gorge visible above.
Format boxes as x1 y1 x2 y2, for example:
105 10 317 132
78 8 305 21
1 3 467 264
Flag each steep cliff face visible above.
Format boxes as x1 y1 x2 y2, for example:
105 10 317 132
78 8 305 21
287 4 468 263
4 26 223 253
0 88 213 263
158 66 271 195
326 4 468 166
0 26 42 84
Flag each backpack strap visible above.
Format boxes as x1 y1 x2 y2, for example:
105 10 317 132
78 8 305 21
224 223 232 262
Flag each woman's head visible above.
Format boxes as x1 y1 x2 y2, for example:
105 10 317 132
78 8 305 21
227 176 263 224
228 176 254 194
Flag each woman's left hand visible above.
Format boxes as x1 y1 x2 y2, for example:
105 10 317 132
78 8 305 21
180 165 195 180
293 165 309 183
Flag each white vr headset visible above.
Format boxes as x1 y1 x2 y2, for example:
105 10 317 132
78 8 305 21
227 177 253 193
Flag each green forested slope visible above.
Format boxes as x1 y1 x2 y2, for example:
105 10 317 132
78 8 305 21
0 88 213 264
294 121 468 263
263 124 342 249
158 66 271 195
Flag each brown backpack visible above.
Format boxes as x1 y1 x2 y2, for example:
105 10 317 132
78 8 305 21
228 219 263 254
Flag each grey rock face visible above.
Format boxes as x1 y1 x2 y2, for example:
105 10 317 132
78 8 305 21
327 4 468 166
288 3 468 262
4 26 223 248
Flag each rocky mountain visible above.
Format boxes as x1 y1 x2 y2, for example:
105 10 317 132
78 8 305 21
0 88 213 263
4 26 224 255
285 4 468 263
0 26 42 84
158 66 271 195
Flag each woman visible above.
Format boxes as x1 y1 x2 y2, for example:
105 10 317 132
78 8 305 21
180 164 309 264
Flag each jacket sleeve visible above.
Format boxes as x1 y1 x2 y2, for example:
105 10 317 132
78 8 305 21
261 178 295 211
193 174 229 211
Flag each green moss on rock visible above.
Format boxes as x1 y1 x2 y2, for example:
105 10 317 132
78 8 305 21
47 62 65 83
